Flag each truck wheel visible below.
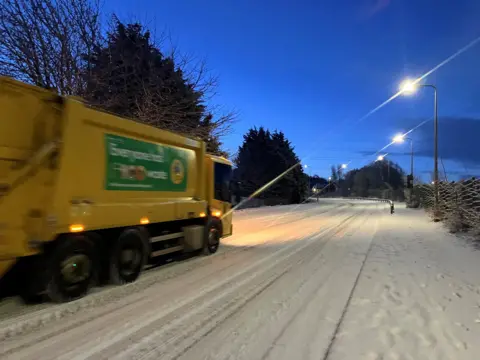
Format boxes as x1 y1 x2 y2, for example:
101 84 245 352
46 235 97 303
109 229 147 285
18 256 48 304
203 221 221 255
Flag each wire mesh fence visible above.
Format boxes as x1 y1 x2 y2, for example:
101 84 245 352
415 178 480 234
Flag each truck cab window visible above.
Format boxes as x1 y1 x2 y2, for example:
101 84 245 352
214 162 232 202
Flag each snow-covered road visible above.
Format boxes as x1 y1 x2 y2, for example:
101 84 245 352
1 199 479 360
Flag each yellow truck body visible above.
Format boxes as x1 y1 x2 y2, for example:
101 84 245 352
0 77 233 302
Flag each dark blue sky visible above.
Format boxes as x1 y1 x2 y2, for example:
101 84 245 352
106 0 480 180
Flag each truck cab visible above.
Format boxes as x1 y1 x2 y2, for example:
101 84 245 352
207 155 233 237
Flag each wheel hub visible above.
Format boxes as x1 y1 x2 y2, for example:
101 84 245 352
61 254 91 284
119 248 141 276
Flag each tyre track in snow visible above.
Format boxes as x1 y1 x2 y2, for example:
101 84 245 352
172 204 383 360
110 214 368 360
0 203 347 341
96 210 367 360
321 208 380 360
0 203 354 358
261 211 375 360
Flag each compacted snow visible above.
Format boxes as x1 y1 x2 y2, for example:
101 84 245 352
0 199 479 360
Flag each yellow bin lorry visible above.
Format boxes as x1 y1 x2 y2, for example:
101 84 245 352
0 77 233 302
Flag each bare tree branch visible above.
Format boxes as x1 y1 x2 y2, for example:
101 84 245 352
0 3 235 156
0 0 102 95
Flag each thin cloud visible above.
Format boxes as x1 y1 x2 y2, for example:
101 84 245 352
397 117 480 166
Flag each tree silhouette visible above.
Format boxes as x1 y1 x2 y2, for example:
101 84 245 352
84 18 231 155
234 127 307 204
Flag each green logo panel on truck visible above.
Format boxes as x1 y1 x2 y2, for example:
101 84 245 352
104 134 188 191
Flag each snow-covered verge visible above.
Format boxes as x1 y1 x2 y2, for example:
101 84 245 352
329 207 480 360
0 200 479 360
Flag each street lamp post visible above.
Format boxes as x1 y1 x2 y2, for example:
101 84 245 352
433 85 439 218
304 164 311 197
393 134 414 185
399 79 439 219
409 139 414 181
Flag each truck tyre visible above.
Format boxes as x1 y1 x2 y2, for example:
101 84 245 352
203 220 221 255
18 256 48 304
109 229 148 285
46 235 97 303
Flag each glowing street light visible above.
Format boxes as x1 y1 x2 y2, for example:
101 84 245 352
399 78 419 95
399 77 439 220
392 133 406 143
377 155 385 161
341 164 347 169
